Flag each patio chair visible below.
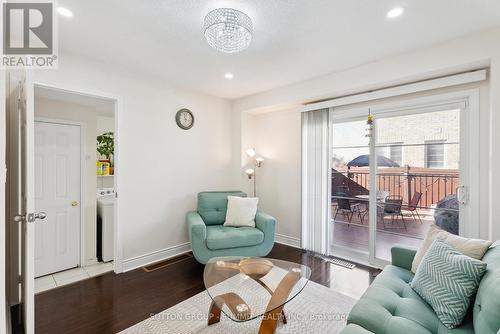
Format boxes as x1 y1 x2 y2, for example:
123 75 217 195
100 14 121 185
333 193 362 226
380 195 406 230
405 191 423 224
358 190 390 224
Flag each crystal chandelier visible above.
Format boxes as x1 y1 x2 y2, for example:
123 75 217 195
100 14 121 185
204 8 253 53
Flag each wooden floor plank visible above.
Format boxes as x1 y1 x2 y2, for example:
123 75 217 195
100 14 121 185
33 244 379 334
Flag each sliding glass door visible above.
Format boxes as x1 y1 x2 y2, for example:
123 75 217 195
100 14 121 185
372 108 460 262
331 119 370 257
330 96 469 266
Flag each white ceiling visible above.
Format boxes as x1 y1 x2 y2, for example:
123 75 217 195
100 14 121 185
58 0 500 100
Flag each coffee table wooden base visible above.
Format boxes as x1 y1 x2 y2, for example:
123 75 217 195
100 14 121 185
258 271 300 334
207 270 301 334
208 292 251 325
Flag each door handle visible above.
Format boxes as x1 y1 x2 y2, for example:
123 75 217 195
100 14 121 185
456 186 468 205
33 212 47 220
13 212 47 223
13 214 25 222
71 201 79 207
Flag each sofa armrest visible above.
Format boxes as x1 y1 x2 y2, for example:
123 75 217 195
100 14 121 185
255 212 276 236
391 244 418 271
187 211 206 242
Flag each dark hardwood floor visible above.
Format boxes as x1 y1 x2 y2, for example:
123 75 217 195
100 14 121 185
34 244 380 334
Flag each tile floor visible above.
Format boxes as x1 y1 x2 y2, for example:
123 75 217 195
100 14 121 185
35 262 114 294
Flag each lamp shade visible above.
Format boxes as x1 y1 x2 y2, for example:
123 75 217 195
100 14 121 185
245 148 256 158
245 168 255 176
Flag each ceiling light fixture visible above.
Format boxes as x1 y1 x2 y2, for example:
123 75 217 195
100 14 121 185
204 8 253 53
57 7 74 17
387 7 404 19
224 73 234 79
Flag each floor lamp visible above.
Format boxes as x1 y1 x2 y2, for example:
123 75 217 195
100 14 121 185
245 148 264 197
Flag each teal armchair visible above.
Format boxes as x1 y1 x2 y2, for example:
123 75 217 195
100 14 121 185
187 191 276 264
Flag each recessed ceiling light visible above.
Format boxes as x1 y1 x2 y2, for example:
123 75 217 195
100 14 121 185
57 7 74 17
224 73 234 79
387 7 404 19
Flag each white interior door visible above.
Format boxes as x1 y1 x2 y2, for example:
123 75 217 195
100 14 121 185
6 70 40 334
34 121 81 277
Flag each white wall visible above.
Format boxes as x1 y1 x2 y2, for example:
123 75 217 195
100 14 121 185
236 27 500 242
96 116 115 136
245 109 302 245
34 53 239 270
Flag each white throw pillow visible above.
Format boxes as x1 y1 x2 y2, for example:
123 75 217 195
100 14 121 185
223 196 259 228
411 224 492 273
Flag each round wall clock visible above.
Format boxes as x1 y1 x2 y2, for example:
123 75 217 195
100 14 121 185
175 108 194 130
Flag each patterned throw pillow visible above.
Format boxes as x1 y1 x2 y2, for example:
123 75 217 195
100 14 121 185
410 239 487 329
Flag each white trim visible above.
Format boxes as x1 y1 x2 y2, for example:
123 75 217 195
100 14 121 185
326 108 333 256
34 118 86 271
330 245 387 270
122 243 192 272
0 67 7 334
368 109 377 265
33 82 124 273
274 233 302 248
302 70 487 112
331 90 470 121
460 89 480 238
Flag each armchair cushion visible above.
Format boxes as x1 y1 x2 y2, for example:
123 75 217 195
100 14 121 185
206 225 264 250
198 191 247 225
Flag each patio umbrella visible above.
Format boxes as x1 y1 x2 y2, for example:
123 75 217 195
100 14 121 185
347 154 400 167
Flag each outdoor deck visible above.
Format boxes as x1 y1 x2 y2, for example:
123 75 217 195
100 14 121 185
330 166 458 261
331 206 432 261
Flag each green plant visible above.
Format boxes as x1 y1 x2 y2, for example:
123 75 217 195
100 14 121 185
97 132 114 161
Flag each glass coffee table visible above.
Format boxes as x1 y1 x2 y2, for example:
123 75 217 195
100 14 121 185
203 257 311 334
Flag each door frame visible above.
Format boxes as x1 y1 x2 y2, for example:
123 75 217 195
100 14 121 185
34 118 85 271
329 88 481 268
33 82 124 273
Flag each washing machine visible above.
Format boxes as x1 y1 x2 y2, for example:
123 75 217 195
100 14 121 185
97 188 114 262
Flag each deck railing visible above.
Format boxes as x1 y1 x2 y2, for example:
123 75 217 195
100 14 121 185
332 167 459 208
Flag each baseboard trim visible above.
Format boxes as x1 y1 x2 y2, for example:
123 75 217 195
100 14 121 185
84 258 99 267
275 233 302 248
122 242 192 272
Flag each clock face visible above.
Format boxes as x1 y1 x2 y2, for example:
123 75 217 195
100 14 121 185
175 109 194 130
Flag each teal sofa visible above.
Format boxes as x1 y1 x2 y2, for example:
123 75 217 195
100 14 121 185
187 191 276 264
342 242 500 334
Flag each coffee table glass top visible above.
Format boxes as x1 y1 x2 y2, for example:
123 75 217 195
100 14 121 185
203 257 311 322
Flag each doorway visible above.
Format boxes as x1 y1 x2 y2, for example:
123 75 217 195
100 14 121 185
5 72 122 334
330 89 479 266
32 86 117 292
